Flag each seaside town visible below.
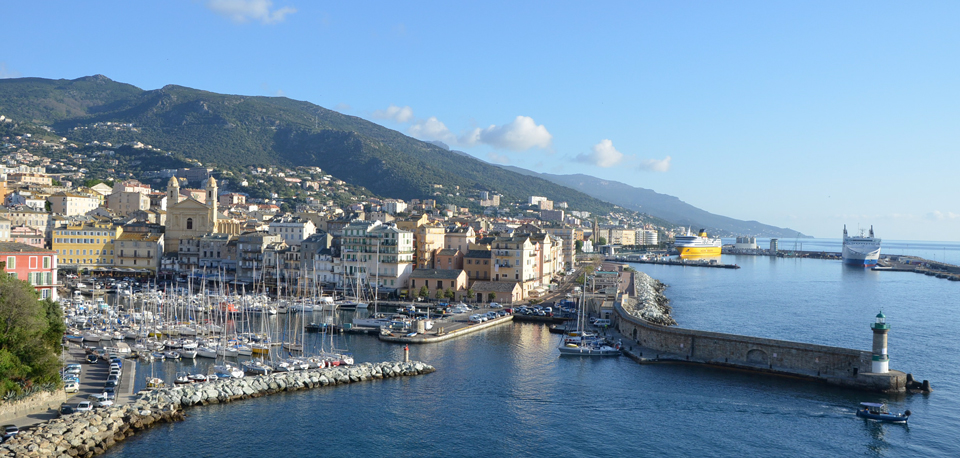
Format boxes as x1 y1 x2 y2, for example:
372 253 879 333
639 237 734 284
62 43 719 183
0 114 667 304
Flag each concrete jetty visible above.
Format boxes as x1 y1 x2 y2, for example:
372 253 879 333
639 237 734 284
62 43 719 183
0 360 435 458
380 314 514 344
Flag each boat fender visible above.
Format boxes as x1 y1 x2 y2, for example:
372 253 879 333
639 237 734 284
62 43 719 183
904 410 911 417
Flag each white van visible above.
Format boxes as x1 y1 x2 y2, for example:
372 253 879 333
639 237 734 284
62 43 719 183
594 319 611 327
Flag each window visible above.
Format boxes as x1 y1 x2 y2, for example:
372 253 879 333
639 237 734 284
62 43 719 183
186 218 193 230
45 272 51 285
43 256 50 269
5 256 13 269
41 289 49 299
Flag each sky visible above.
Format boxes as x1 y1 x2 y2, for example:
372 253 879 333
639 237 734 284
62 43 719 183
3 1 960 241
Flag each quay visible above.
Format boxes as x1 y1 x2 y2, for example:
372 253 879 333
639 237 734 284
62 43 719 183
380 313 514 344
607 255 740 269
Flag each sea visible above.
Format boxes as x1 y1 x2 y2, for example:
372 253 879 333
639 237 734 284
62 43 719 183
104 240 960 457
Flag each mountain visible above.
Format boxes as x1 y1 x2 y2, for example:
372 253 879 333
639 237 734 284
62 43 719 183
0 75 617 215
500 166 804 238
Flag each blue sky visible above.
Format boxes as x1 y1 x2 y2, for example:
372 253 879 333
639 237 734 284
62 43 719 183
3 1 959 240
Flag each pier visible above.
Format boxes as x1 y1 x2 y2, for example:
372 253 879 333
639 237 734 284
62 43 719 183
379 312 514 344
612 271 926 393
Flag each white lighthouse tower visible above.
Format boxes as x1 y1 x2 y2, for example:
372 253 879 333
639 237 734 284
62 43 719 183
870 311 890 373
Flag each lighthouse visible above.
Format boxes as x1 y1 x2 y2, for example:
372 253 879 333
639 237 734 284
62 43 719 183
870 311 890 373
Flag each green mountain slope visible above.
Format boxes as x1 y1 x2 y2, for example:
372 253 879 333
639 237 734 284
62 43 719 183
0 75 617 214
500 166 805 238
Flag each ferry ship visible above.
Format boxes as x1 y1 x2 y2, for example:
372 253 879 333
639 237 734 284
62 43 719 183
842 225 881 266
674 228 722 257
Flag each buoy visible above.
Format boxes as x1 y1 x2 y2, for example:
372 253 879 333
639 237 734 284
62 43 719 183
904 410 912 417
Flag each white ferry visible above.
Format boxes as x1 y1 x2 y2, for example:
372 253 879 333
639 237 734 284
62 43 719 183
842 225 881 266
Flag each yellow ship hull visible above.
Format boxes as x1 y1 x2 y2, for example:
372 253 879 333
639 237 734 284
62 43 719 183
677 246 722 257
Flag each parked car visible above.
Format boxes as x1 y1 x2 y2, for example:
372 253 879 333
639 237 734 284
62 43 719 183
76 401 93 412
58 404 76 417
2 425 18 442
489 302 502 308
64 381 80 393
469 314 483 323
86 354 99 364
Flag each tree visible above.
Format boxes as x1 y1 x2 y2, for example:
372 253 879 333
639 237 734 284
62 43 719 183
598 237 607 245
443 288 454 300
487 292 496 302
0 275 64 397
435 289 443 300
465 288 475 302
575 240 584 253
417 286 429 299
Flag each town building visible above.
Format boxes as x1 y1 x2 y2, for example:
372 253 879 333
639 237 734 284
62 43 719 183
408 269 468 299
164 176 241 253
115 232 164 273
267 215 316 246
0 241 58 300
10 226 44 248
47 192 100 216
341 220 414 291
51 220 122 269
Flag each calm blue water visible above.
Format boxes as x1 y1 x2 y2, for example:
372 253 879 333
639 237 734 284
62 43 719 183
106 252 959 457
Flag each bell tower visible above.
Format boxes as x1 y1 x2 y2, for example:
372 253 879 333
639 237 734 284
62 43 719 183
870 311 890 373
167 176 180 204
206 176 218 227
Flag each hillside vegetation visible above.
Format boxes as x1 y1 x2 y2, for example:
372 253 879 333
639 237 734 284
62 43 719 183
0 75 618 215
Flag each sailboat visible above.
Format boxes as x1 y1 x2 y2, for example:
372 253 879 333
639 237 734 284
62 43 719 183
558 272 621 356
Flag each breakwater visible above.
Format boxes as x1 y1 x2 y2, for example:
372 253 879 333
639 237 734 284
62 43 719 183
0 361 435 458
616 272 909 393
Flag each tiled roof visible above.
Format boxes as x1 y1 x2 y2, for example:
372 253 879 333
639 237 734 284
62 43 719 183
408 268 466 280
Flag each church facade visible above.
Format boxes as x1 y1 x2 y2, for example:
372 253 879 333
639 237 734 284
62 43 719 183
164 176 241 254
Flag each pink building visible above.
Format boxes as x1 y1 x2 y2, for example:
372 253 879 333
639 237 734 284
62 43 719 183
10 225 44 248
0 241 58 300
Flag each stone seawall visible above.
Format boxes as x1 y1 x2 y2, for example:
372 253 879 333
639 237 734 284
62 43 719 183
0 361 435 458
615 302 905 392
616 273 905 393
0 390 67 424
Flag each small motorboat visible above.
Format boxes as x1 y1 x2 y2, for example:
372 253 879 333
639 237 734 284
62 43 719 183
856 402 910 423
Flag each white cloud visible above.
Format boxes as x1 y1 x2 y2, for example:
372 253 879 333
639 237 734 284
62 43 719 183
487 152 510 164
409 117 456 143
575 139 624 168
372 105 414 123
0 62 21 79
206 0 296 24
639 156 672 172
926 211 960 221
461 116 552 151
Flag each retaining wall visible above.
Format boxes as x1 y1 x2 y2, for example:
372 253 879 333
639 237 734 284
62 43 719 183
0 390 67 424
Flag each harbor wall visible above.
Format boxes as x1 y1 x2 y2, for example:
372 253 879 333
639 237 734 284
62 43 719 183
614 300 906 392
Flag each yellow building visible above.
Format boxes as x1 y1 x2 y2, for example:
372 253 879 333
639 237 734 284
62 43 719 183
52 220 122 268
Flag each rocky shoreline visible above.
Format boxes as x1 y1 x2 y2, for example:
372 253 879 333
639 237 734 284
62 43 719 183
622 271 676 326
0 361 435 458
